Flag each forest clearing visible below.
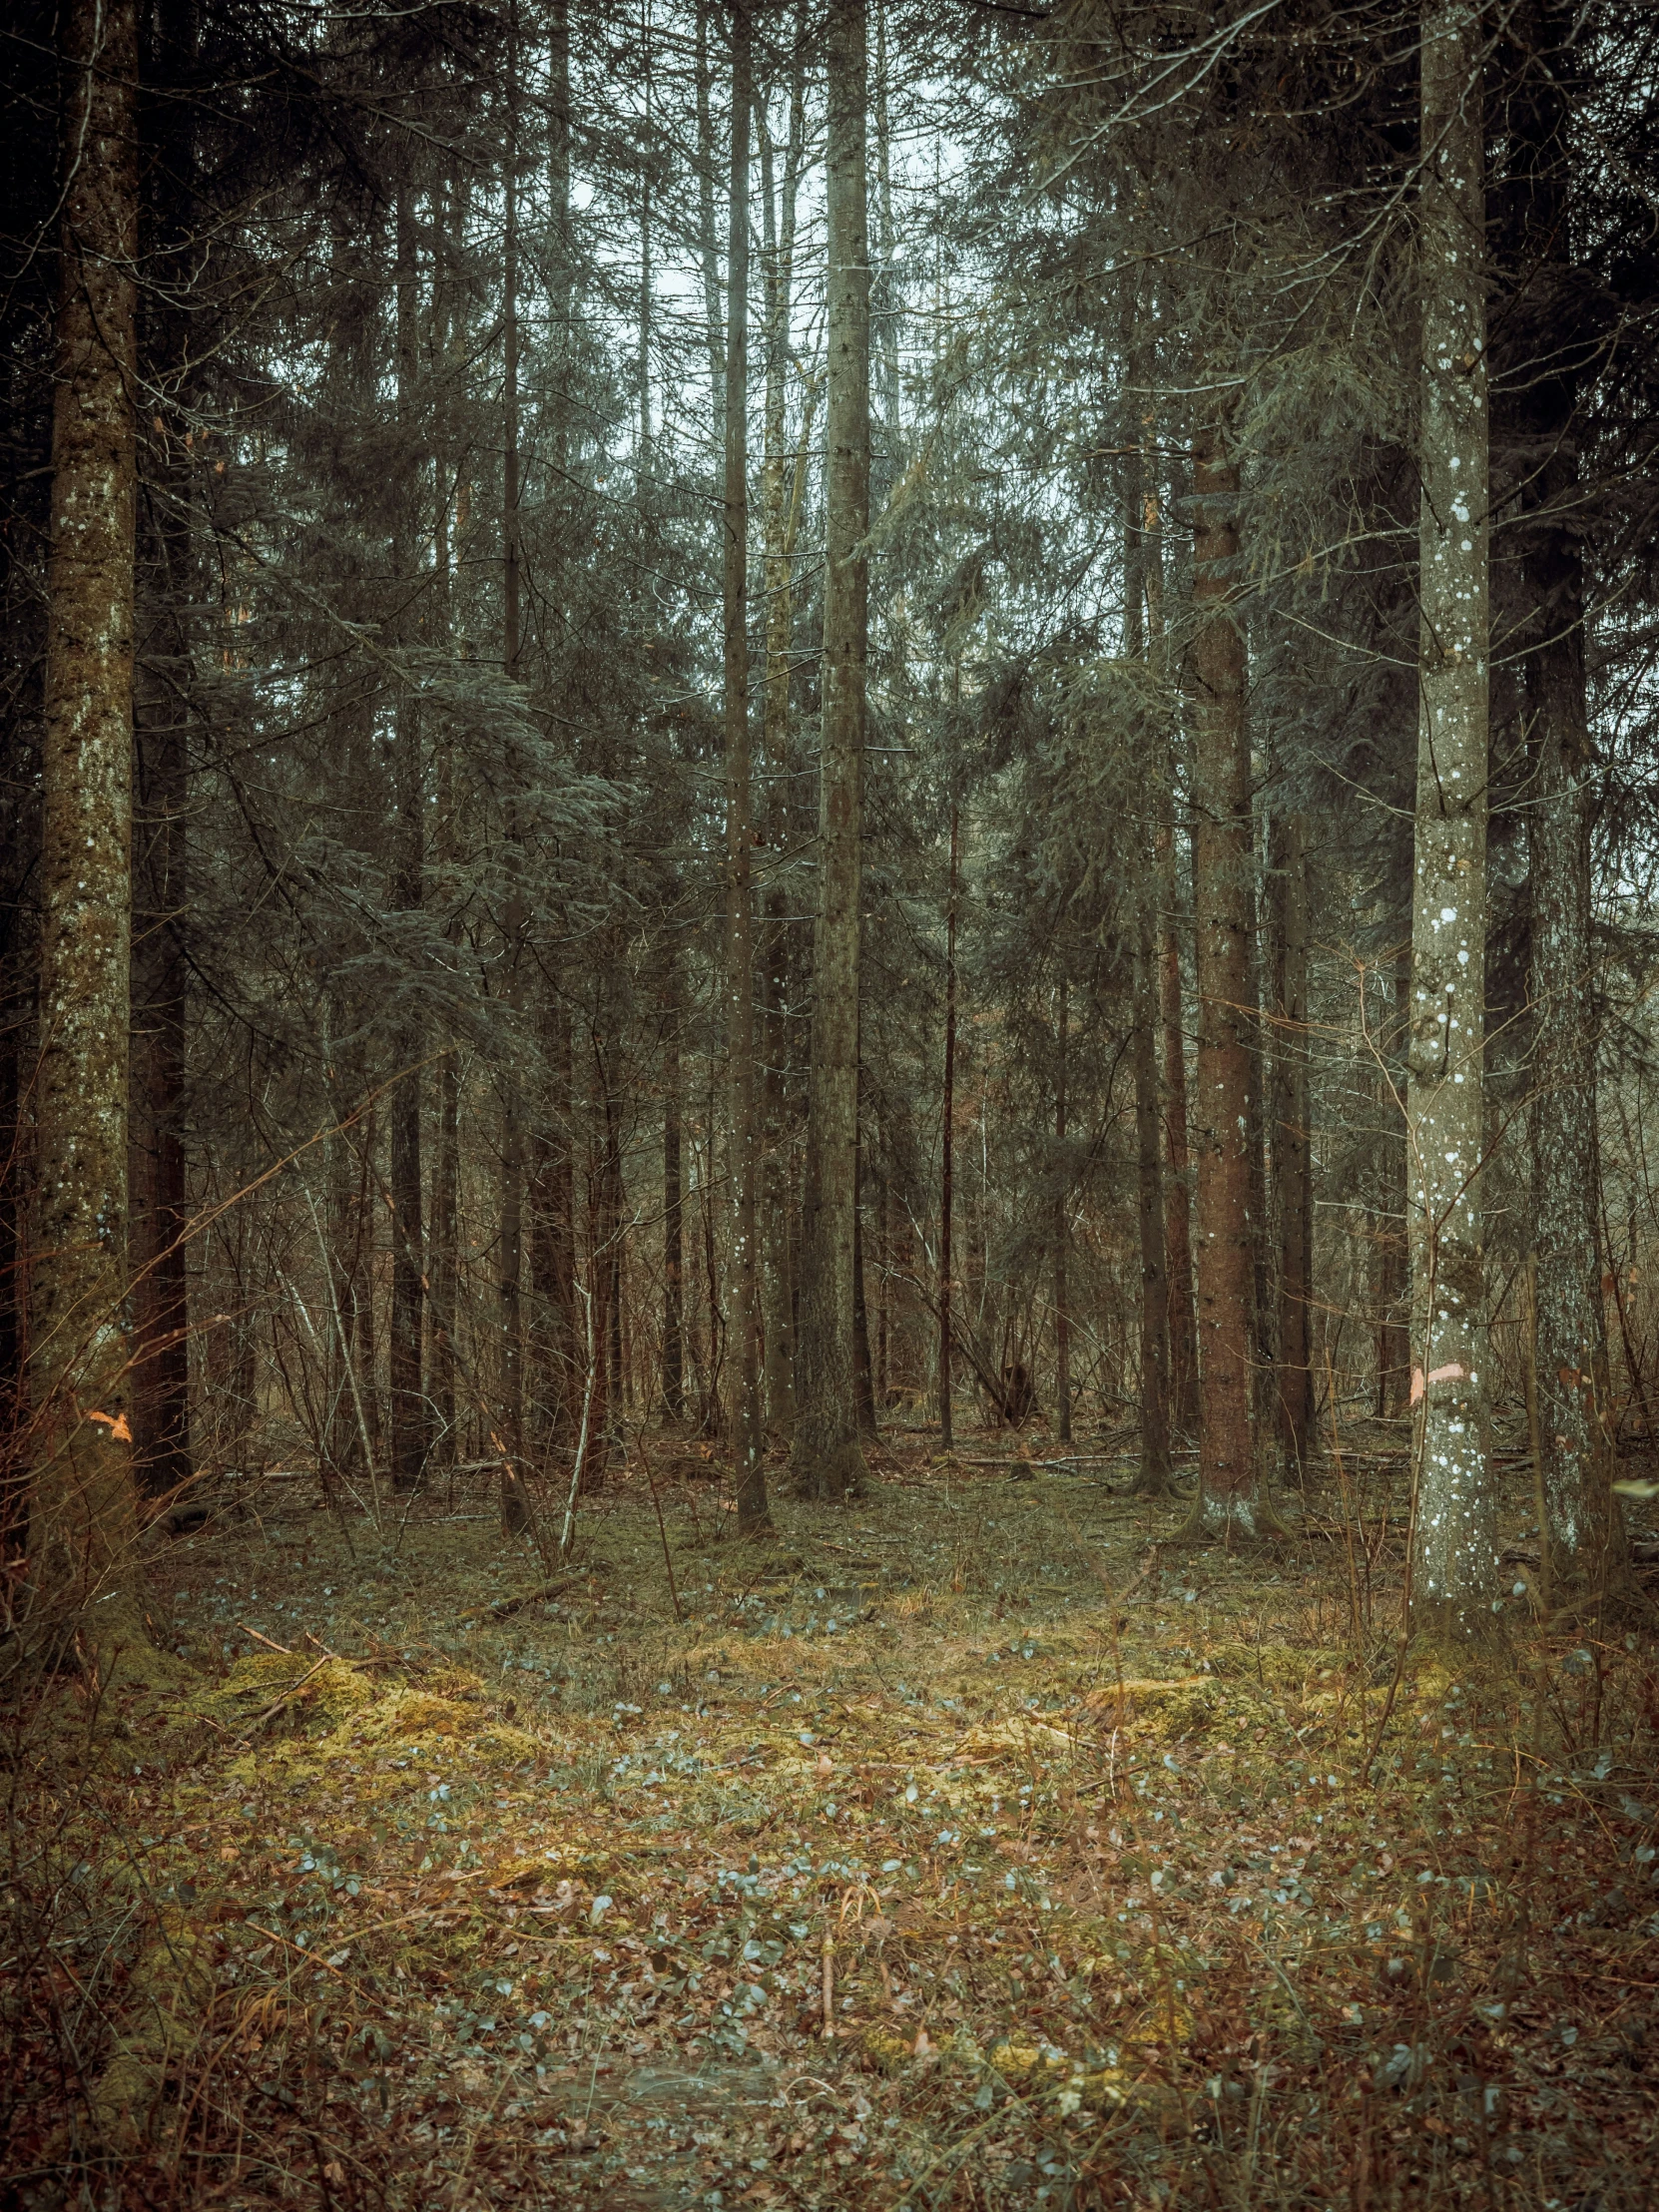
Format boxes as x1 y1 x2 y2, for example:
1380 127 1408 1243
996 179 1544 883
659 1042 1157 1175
5 0 1659 2203
8 1431 1659 2208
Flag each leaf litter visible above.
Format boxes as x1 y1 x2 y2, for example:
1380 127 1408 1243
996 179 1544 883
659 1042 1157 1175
6 1428 1659 2208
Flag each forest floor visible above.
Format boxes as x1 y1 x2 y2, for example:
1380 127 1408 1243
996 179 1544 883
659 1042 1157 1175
7 1419 1659 2210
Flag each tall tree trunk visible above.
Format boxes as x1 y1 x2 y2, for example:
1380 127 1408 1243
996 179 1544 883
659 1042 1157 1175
131 550 191 1505
1182 426 1282 1540
853 1123 878 1437
605 1074 625 1444
1122 349 1172 1489
694 0 726 447
1133 940 1174 1494
661 973 685 1421
759 50 807 1446
1374 947 1411 1415
937 805 959 1455
577 1036 613 1488
27 0 142 1655
1503 0 1627 1609
529 1004 577 1444
1053 976 1073 1445
498 12 528 1533
1270 810 1312 1476
389 170 427 1494
428 312 461 1476
1142 472 1200 1436
723 4 767 1530
1406 0 1496 1643
430 1053 459 1471
790 0 868 1502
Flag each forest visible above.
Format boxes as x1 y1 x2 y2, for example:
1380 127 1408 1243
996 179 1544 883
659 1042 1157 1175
3 0 1659 2205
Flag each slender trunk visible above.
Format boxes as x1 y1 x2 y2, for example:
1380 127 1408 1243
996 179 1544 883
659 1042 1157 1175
760 52 807 1445
131 557 191 1504
636 1 652 480
1133 938 1174 1493
1406 0 1495 1642
853 1126 878 1437
1144 475 1200 1436
1271 811 1312 1476
529 1006 576 1444
875 1164 891 1409
938 806 959 1453
790 0 868 1502
28 0 142 1652
694 0 726 451
499 15 528 1533
389 170 427 1493
1505 0 1627 1608
701 1085 726 1436
1183 426 1281 1539
577 1038 612 1488
724 5 767 1529
431 1054 458 1471
429 343 460 1474
1375 947 1411 1414
1123 344 1170 1488
1053 976 1073 1445
605 1075 625 1441
662 973 685 1421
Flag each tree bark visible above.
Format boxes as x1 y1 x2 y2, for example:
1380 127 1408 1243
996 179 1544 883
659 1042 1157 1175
498 14 528 1534
389 169 427 1494
1122 351 1171 1489
130 539 191 1506
1406 0 1496 1644
430 1052 459 1472
1133 938 1174 1494
938 805 959 1455
661 972 685 1422
1182 427 1282 1540
27 0 143 1656
759 53 807 1447
1053 976 1073 1445
1374 947 1411 1415
1504 0 1628 1609
1270 810 1312 1476
790 0 868 1502
1142 474 1200 1437
723 3 768 1531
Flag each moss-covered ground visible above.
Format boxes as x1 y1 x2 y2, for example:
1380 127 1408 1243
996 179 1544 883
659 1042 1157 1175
6 1423 1658 2208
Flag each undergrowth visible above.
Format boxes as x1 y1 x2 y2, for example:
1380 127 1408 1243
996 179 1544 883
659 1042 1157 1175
4 1425 1657 2209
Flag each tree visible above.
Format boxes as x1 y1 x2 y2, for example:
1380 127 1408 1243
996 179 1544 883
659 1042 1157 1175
1182 424 1283 1540
1499 0 1630 1613
1406 0 1497 1645
723 2 767 1531
27 0 143 1658
791 0 869 1502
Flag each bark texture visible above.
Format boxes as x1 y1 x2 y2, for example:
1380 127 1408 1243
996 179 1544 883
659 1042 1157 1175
723 5 767 1531
29 0 143 1651
1141 479 1200 1437
1182 431 1280 1538
130 555 191 1504
1270 811 1312 1475
1133 939 1174 1495
759 62 807 1446
388 172 426 1494
790 0 868 1502
1505 0 1627 1610
1406 0 1497 1643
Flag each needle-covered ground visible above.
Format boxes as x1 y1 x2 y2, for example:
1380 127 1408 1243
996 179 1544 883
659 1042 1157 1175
6 1424 1658 2209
